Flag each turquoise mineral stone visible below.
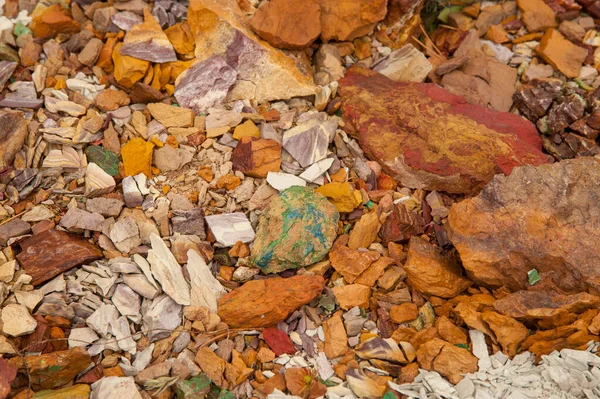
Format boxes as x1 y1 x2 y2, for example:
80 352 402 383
85 146 119 176
251 185 339 274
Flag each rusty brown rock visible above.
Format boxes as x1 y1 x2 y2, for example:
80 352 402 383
435 316 467 344
390 303 419 324
94 89 131 112
493 291 600 321
332 284 371 310
416 338 477 384
329 245 380 283
232 137 282 178
323 311 348 359
403 237 471 298
0 109 27 168
319 0 387 42
218 275 324 328
379 203 424 245
30 5 80 39
536 29 587 78
449 158 600 293
16 229 103 286
481 311 529 357
517 0 557 32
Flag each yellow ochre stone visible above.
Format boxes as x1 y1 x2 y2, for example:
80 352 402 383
232 120 260 140
315 182 362 213
122 137 155 177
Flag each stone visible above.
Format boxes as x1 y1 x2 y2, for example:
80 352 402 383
339 67 550 194
517 0 557 32
94 89 130 112
147 103 194 128
33 384 91 398
1 304 36 337
147 233 191 306
436 316 467 345
0 218 31 245
121 9 177 63
204 213 255 247
85 146 119 176
282 116 337 167
78 37 103 66
174 374 212 399
86 198 124 218
250 0 321 50
172 208 206 238
90 376 142 399
122 176 143 208
323 311 348 358
481 311 529 357
110 217 142 253
537 29 587 79
17 229 103 285
143 294 183 342
390 303 419 324
315 182 362 213
111 11 143 31
329 245 380 283
559 20 585 42
69 327 100 348
194 347 252 390
263 327 297 355
218 275 325 328
187 249 227 312
85 163 116 197
448 158 600 293
165 22 196 56
232 120 260 140
348 212 380 249
0 61 17 91
60 208 104 232
403 237 471 298
319 0 387 42
315 44 344 82
184 0 317 107
346 369 386 398
122 138 154 177
332 284 371 310
153 145 194 172
112 42 150 88
30 5 80 38
373 44 433 83
252 186 339 273
0 260 16 283
0 109 27 168
493 291 600 321
266 172 307 191
232 137 282 178
8 347 91 390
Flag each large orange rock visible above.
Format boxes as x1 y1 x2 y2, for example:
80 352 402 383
218 275 325 328
31 5 80 39
449 158 600 293
416 339 477 384
517 0 557 32
250 0 321 50
319 0 387 42
112 43 150 89
329 245 380 283
536 29 587 79
481 311 529 357
339 67 550 194
493 291 600 321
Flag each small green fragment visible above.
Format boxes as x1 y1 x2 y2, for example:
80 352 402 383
438 5 462 23
574 78 594 91
319 296 336 313
383 393 397 399
320 378 339 387
456 343 469 349
342 224 352 234
528 269 541 285
85 146 119 176
360 308 367 318
335 109 342 117
13 21 31 37
365 200 375 210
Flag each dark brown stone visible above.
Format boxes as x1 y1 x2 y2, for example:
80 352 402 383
513 78 562 121
493 291 600 321
380 203 424 245
0 218 31 245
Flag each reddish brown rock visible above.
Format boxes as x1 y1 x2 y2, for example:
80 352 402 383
263 327 297 356
380 202 424 245
16 229 103 286
517 0 557 32
390 303 419 324
94 89 131 112
329 245 380 283
30 5 80 39
403 237 471 298
319 0 387 42
250 0 321 50
481 311 529 357
493 291 600 321
536 29 587 79
0 109 27 168
339 67 550 194
232 137 282 178
449 158 600 293
218 275 325 328
323 311 348 359
416 339 477 384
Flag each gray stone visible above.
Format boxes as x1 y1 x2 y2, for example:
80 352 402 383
60 208 104 232
0 218 31 245
282 115 337 167
172 208 206 239
86 197 124 217
142 294 182 342
153 144 194 172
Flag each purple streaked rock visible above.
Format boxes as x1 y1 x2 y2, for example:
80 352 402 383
119 9 177 63
111 11 143 31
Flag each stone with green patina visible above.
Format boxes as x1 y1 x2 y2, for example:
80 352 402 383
85 145 119 176
174 374 212 399
251 186 339 274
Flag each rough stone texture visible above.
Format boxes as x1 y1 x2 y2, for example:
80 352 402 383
481 311 529 357
0 109 27 168
493 291 600 321
218 275 325 328
232 136 282 178
319 0 387 42
448 158 600 294
329 245 380 283
373 44 432 83
250 0 321 50
0 218 31 245
16 229 103 286
339 67 550 194
120 9 177 63
517 0 557 32
416 339 478 384
30 4 80 38
403 237 471 298
251 186 339 274
183 0 317 110
536 29 587 79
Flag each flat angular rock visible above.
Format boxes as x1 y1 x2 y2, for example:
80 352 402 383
147 103 194 128
517 0 557 32
218 275 325 328
537 29 587 79
147 233 191 305
232 136 282 178
0 218 31 245
0 109 27 168
252 186 339 273
339 67 550 194
319 0 387 42
204 213 255 247
448 157 600 293
60 208 104 232
282 115 337 168
153 144 194 172
17 229 103 285
373 44 432 83
142 294 183 342
120 9 177 63
266 172 307 191
1 304 37 337
493 291 600 321
86 198 124 218
91 376 142 399
330 245 380 283
172 208 206 238
85 163 116 197
187 249 227 312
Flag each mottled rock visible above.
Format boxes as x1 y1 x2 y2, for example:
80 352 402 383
537 29 587 78
0 218 30 245
218 275 325 328
232 136 282 178
0 109 27 168
250 0 321 50
17 229 103 286
90 376 142 399
31 5 80 39
339 67 550 194
448 158 600 293
120 9 177 63
329 245 380 283
513 78 562 121
315 182 362 213
251 186 339 273
493 291 600 321
373 44 432 83
319 0 387 42
282 115 337 168
95 89 130 112
380 203 425 245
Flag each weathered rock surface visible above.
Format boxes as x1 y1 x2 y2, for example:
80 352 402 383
120 9 177 63
252 186 339 273
17 229 103 286
536 29 587 79
319 0 387 42
218 275 325 328
493 291 600 321
448 157 600 293
0 109 27 168
339 67 550 194
232 137 282 178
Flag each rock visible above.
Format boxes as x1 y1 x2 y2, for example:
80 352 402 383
85 146 119 176
251 186 339 273
153 145 194 172
380 203 425 245
147 233 191 306
315 182 362 213
147 103 194 128
390 303 419 324
85 163 116 197
34 384 91 398
436 316 467 345
493 291 600 321
183 0 317 109
30 4 80 38
329 245 380 283
266 172 307 191
122 138 154 177
112 42 150 88
120 9 177 63
1 304 36 337
319 0 387 42
0 61 17 91
559 20 585 42
135 361 171 384
122 176 144 208
346 369 386 398
94 89 130 112
481 311 529 357
187 249 227 312
142 294 183 342
332 284 371 310
339 67 550 194
232 137 282 178
86 198 124 218
90 376 142 399
172 208 206 238
448 158 600 293
218 275 325 328
263 327 297 355
194 347 252 390
517 0 557 32
348 212 380 249
60 208 104 232
165 22 196 56
373 44 432 83
78 37 103 66
204 213 255 247
0 109 27 168
536 29 587 79
323 311 348 358
282 115 337 167
403 237 471 298
250 0 321 50
174 374 212 399
232 120 260 140
112 11 144 31
110 217 142 253
0 218 31 245
8 347 91 390
69 327 100 348
17 229 103 285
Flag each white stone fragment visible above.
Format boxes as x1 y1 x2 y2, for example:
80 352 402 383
147 233 191 306
470 329 492 371
91 376 142 399
204 212 255 247
69 327 99 348
0 304 37 337
266 171 307 191
186 249 227 312
299 158 334 183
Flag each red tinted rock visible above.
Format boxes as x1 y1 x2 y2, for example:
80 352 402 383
493 291 600 321
30 5 80 39
16 229 103 286
380 202 425 245
339 67 550 194
263 328 297 356
0 358 17 399
232 137 282 178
